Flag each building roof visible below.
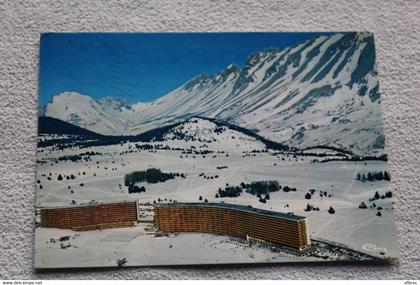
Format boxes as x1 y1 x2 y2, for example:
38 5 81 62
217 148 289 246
39 200 138 210
40 201 307 222
156 202 306 222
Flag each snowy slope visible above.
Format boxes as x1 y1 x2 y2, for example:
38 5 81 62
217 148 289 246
44 32 385 155
161 117 267 153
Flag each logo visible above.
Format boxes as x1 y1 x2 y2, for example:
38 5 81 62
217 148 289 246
361 243 387 253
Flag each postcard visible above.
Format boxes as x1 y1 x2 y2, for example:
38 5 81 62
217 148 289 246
35 32 399 268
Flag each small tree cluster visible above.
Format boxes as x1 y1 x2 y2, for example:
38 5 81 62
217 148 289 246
124 168 185 192
304 203 320 212
129 185 146 194
358 201 368 209
369 190 393 201
319 190 330 197
245 181 281 195
328 206 335 214
217 186 243 198
356 171 390 182
282 186 297 192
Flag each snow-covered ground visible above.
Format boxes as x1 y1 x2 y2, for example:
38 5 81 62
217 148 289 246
35 119 399 267
35 225 320 268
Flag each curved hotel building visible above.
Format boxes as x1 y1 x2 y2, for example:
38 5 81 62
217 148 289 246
154 202 311 250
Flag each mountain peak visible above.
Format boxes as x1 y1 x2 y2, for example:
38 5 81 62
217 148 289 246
224 63 240 72
182 74 216 91
51 91 93 103
264 47 282 54
98 96 129 110
44 32 384 155
244 51 263 68
219 63 240 80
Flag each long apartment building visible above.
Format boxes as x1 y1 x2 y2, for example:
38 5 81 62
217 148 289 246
154 202 311 250
40 201 138 231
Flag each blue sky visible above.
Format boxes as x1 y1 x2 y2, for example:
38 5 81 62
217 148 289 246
39 32 335 106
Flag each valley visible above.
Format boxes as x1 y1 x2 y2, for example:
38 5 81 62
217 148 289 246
35 117 399 266
35 31 398 267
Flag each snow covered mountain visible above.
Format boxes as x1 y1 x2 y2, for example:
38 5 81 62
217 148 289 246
44 32 385 155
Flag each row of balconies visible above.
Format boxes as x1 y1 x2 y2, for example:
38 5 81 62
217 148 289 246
154 205 310 248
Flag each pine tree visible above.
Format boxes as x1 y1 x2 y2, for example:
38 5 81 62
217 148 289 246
359 201 367 209
328 206 335 214
117 257 127 268
57 174 63 181
357 173 361 181
384 171 390 181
